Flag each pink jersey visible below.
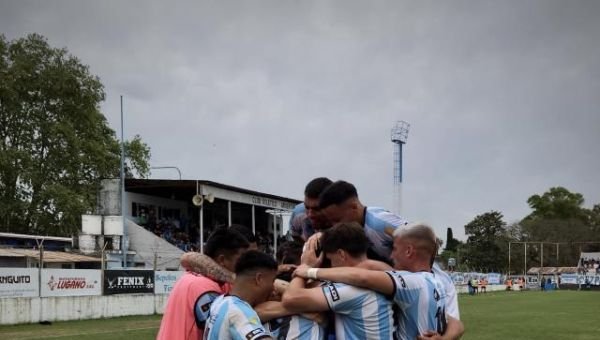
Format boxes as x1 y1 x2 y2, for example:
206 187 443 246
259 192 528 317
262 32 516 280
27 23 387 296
157 272 230 340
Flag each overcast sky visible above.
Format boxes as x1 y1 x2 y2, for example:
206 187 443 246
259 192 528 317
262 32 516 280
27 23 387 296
2 0 599 241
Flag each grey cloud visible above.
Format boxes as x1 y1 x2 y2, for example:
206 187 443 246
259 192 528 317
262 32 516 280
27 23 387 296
1 0 599 241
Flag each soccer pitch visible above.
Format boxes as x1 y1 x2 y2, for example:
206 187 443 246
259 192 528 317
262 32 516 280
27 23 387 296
0 291 598 339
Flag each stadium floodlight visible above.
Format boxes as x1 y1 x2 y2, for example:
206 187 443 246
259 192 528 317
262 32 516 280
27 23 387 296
390 121 410 215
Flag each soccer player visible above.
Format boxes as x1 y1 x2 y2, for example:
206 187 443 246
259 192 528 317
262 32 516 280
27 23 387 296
255 240 327 340
315 180 461 322
288 177 333 242
157 227 249 340
282 222 396 340
295 224 464 340
204 250 279 340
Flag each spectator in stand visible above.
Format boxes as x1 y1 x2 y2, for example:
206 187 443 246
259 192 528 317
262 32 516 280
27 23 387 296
230 224 259 250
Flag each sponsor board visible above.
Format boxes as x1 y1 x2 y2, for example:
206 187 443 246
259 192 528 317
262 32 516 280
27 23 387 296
0 268 39 298
154 271 184 294
486 273 502 285
104 270 154 295
41 269 101 297
577 274 600 286
560 273 578 285
451 273 465 285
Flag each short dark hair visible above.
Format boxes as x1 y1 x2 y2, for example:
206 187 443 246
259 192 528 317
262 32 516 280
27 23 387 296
235 250 278 275
320 222 369 257
205 227 249 258
229 224 257 244
318 180 358 209
276 240 304 265
304 177 333 199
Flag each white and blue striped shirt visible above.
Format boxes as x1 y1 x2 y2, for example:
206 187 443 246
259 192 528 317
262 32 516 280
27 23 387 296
322 281 396 340
386 271 447 339
363 207 460 319
204 295 270 340
265 315 326 340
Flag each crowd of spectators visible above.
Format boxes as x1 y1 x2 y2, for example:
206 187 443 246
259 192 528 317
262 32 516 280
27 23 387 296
137 209 197 252
579 257 600 274
135 208 285 254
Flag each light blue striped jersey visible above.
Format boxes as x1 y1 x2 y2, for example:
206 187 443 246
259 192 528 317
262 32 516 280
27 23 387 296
386 271 447 339
204 295 269 340
264 315 326 340
321 281 396 340
287 203 315 242
363 207 408 261
362 207 460 319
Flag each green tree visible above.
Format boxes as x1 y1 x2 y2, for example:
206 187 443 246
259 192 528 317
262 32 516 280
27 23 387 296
462 211 508 272
526 187 585 220
445 227 460 251
520 188 600 267
0 34 150 236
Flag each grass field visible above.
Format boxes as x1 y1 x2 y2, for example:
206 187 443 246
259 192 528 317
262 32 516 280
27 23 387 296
1 290 599 339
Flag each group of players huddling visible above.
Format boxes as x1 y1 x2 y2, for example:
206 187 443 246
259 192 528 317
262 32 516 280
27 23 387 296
157 178 465 340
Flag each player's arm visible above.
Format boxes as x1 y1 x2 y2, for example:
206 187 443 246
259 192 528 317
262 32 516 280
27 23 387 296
294 264 395 296
281 276 329 313
417 316 464 340
357 259 393 271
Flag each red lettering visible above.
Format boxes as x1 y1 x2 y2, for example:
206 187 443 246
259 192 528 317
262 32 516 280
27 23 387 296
57 279 87 289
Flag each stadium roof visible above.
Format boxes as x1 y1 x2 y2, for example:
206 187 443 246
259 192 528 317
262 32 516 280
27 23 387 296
125 178 301 203
0 248 101 263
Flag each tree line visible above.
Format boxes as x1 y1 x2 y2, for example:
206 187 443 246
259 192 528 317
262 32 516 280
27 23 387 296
441 187 600 274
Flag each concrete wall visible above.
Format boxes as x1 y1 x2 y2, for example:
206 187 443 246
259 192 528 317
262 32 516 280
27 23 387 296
0 294 169 325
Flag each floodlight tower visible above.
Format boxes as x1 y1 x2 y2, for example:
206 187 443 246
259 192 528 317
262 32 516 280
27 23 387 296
391 121 410 215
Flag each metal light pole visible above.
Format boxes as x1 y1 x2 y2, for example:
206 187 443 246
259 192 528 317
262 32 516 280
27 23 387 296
120 95 127 268
266 209 291 259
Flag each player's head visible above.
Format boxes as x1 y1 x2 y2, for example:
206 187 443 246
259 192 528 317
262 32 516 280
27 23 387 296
205 227 249 272
318 180 362 225
320 222 369 268
235 250 279 304
229 224 258 250
303 177 333 230
276 240 303 281
277 240 303 265
391 223 438 271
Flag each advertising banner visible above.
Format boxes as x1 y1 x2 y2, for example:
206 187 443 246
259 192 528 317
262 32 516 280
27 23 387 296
0 268 39 298
104 270 154 295
560 274 578 285
577 274 600 286
486 273 502 285
451 273 465 285
154 271 184 294
41 269 102 297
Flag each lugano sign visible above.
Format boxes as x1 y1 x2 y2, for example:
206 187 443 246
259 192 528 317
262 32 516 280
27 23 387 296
41 269 102 297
